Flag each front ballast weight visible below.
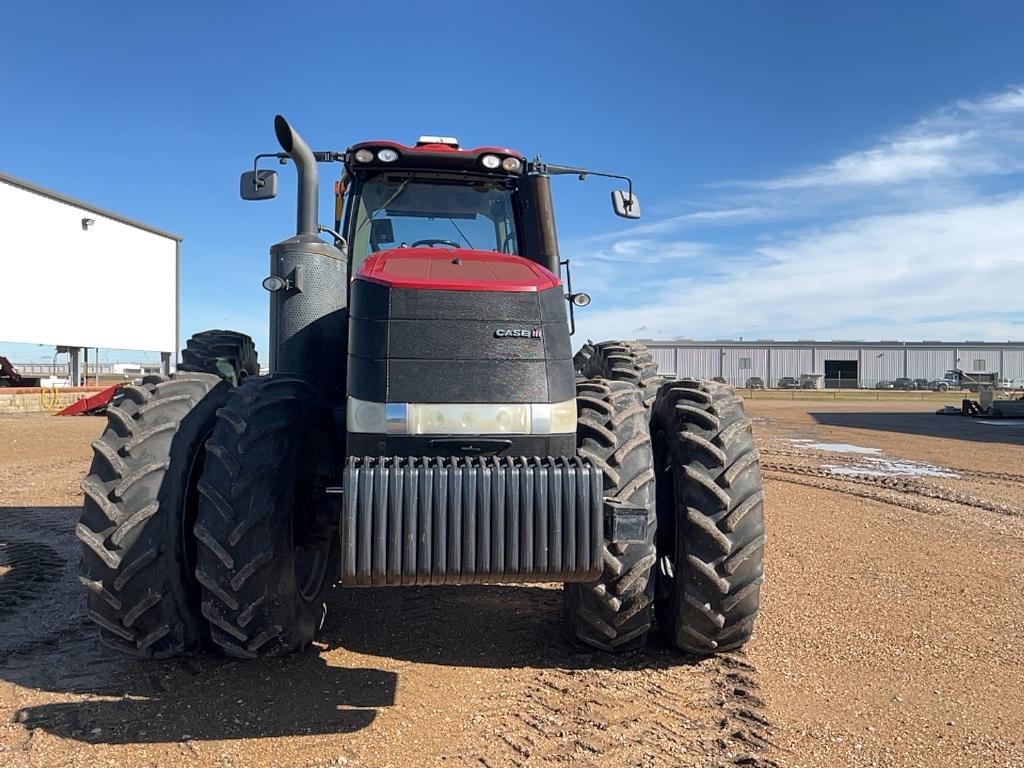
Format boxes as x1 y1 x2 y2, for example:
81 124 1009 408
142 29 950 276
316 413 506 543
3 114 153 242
339 456 606 586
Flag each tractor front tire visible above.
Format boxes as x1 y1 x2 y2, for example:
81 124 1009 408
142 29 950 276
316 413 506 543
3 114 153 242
77 373 229 657
179 330 259 386
194 375 337 658
579 341 663 408
564 379 657 652
651 379 765 654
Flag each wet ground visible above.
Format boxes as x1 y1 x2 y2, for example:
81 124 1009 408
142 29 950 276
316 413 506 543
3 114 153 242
1 400 1022 767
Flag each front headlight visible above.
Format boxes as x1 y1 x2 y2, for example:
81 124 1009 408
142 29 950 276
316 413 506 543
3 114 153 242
548 399 578 434
407 403 531 435
347 397 577 435
347 398 385 433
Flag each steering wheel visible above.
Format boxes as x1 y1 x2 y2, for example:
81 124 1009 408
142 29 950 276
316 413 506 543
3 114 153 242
411 239 461 249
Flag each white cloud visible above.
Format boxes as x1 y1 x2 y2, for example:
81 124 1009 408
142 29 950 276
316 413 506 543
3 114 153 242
728 86 1024 191
755 133 972 189
598 238 708 261
960 86 1024 114
577 195 1024 343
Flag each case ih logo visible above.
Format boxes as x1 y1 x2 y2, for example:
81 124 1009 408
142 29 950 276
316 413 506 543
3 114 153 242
494 328 542 339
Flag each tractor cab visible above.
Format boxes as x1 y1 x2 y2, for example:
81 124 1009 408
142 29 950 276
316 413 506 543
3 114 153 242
339 137 528 277
244 125 641 283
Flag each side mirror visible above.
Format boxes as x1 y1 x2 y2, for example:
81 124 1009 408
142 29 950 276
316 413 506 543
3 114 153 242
240 170 278 201
611 190 641 219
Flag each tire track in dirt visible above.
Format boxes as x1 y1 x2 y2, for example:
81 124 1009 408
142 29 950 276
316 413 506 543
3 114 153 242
758 437 1024 489
443 650 777 767
341 585 778 767
710 654 777 768
761 462 1023 518
946 468 1024 486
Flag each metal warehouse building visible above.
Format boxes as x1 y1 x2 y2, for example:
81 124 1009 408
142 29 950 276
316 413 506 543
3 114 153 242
642 340 1024 389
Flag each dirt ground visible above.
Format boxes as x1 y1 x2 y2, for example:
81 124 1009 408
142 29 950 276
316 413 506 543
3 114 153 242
1 399 1022 768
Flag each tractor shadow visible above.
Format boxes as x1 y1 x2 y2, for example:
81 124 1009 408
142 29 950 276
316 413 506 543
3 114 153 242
810 410 1024 446
322 581 693 672
1 505 395 745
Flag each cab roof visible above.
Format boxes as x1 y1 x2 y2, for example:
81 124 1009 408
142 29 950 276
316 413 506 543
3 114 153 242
348 139 525 160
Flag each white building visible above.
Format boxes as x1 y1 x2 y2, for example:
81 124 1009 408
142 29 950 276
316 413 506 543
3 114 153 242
642 339 1024 388
0 172 180 385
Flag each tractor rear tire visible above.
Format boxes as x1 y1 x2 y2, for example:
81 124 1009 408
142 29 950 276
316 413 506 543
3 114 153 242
77 373 229 657
179 330 259 386
194 375 337 658
564 379 657 652
572 340 596 376
579 341 663 408
651 379 765 654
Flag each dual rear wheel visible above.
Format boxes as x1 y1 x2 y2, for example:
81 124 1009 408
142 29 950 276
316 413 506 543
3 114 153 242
195 375 337 657
78 331 335 658
566 342 765 654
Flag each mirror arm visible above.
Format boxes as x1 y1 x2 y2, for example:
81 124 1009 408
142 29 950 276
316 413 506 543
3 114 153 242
250 152 289 190
530 157 636 211
249 150 343 191
560 259 576 336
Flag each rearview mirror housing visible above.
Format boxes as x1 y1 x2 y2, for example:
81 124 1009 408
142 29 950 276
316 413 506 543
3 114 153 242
240 170 278 201
611 190 640 219
371 219 395 244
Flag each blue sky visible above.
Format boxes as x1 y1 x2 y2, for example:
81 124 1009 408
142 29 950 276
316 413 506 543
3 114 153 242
2 1 1023 363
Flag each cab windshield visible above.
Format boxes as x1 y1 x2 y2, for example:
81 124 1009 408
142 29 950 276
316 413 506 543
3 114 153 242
349 173 519 271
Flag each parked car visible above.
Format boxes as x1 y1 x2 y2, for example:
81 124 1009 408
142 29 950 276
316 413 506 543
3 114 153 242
913 378 931 390
799 374 821 389
893 378 915 390
876 380 896 390
776 377 799 389
745 376 765 389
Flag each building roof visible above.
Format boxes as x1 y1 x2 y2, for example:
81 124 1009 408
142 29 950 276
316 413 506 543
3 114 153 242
641 339 1024 349
0 171 182 242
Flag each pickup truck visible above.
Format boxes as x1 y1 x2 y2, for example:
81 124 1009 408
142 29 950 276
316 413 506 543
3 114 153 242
931 370 999 392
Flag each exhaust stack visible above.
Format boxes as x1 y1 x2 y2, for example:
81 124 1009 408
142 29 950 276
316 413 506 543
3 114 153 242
267 116 347 402
274 115 319 238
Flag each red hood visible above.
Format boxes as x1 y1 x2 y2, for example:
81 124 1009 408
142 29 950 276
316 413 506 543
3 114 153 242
356 248 561 292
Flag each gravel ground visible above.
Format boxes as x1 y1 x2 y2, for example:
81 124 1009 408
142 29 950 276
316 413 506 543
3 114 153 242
1 401 1022 767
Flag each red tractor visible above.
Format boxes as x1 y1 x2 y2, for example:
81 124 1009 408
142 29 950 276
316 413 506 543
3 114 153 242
78 117 764 659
